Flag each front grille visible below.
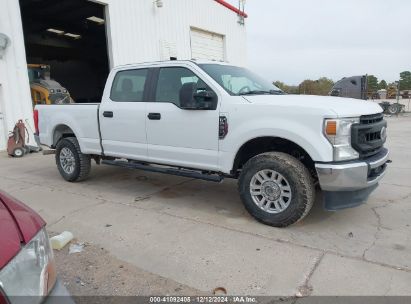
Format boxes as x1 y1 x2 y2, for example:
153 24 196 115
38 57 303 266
360 113 384 125
366 131 381 141
351 113 386 158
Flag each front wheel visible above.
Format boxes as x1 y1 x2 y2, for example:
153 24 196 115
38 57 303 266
238 152 315 227
55 137 91 182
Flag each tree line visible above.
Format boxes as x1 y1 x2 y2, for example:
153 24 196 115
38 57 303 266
274 71 411 96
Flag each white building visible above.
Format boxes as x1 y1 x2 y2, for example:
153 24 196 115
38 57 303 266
0 0 247 151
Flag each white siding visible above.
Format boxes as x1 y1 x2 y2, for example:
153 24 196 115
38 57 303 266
190 28 225 61
0 0 35 151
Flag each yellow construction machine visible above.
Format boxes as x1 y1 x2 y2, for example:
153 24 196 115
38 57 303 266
28 64 73 106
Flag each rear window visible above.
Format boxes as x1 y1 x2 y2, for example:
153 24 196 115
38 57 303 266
110 69 148 102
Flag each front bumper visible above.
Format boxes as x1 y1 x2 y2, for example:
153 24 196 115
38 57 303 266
315 148 390 210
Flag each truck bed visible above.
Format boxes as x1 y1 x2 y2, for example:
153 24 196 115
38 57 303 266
36 104 102 155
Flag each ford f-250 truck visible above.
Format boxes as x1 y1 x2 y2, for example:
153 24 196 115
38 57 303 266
34 60 390 227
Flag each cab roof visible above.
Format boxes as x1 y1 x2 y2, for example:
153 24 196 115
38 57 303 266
114 59 233 70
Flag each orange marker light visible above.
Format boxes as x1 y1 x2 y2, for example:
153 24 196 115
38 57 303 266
326 121 337 136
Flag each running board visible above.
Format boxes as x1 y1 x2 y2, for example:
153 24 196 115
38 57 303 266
102 160 224 182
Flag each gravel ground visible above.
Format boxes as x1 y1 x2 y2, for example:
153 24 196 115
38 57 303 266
53 237 204 297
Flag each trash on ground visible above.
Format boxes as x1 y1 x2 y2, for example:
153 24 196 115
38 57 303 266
69 242 85 254
75 277 85 286
50 231 74 250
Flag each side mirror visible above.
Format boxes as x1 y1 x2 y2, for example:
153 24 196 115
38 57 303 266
192 90 217 110
180 86 217 110
193 91 214 99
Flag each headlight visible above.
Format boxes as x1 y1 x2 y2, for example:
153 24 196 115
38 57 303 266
324 117 360 161
49 89 55 93
0 228 56 303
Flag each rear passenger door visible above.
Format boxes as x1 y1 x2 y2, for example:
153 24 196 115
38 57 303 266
99 68 150 160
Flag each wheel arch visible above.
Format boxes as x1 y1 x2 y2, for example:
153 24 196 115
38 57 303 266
231 136 317 178
52 124 76 148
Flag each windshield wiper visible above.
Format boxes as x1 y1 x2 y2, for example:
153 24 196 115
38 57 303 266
239 90 284 96
239 90 272 96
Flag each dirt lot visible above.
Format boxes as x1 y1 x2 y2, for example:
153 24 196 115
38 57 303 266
0 115 410 298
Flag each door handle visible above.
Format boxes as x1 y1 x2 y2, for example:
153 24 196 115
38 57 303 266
148 113 161 120
103 111 113 118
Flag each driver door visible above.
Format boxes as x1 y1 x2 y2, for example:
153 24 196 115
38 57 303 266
146 66 220 171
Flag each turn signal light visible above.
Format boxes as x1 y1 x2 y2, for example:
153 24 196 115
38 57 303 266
325 120 337 136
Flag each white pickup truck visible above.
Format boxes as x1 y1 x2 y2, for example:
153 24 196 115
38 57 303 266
35 60 390 227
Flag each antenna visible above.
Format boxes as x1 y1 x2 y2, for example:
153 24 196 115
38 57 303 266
238 0 246 25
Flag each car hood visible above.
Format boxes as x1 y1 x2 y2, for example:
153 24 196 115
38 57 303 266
243 94 383 117
0 191 45 269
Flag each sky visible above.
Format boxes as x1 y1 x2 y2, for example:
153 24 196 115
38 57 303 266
229 0 411 85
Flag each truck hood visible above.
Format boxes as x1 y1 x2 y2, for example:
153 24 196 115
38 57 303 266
243 94 383 117
0 191 45 269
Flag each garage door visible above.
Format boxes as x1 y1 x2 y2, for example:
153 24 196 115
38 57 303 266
190 28 225 61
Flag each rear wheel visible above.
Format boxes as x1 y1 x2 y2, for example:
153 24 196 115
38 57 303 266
238 152 315 227
55 137 91 182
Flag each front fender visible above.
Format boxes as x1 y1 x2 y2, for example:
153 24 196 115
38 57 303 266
219 117 334 174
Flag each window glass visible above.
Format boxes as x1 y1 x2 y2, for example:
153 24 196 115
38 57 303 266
199 64 283 96
110 69 148 102
155 67 210 107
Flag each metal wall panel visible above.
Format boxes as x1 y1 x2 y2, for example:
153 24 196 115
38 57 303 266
100 0 247 66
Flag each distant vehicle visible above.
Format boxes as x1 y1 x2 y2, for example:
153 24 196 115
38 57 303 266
35 60 389 227
0 190 74 303
329 75 368 100
330 75 405 114
28 64 73 106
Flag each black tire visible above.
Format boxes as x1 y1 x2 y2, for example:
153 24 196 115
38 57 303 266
387 104 399 114
55 137 91 182
13 147 25 158
238 152 315 227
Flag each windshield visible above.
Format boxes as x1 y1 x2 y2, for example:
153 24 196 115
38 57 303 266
199 64 283 96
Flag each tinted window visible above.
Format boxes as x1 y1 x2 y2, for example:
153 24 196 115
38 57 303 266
155 67 211 107
111 69 148 102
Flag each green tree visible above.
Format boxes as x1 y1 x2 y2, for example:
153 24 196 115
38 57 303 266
316 77 334 95
378 80 387 90
399 71 411 90
367 75 379 93
274 81 287 91
298 78 334 96
273 81 299 94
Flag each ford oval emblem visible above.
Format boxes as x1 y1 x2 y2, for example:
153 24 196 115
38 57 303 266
380 126 387 142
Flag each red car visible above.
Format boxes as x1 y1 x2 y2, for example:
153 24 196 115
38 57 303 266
0 190 73 304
